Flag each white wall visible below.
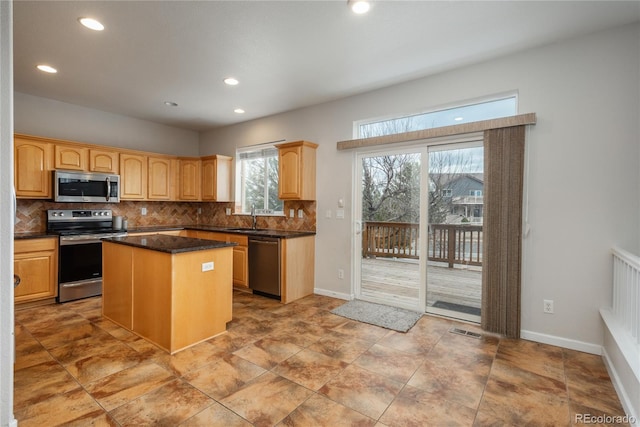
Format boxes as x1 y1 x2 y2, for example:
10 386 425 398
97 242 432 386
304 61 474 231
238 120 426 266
200 23 640 350
14 92 199 156
0 1 17 425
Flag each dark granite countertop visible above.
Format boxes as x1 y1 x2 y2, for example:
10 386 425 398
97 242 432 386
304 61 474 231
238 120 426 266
102 234 237 254
126 225 316 239
14 232 57 240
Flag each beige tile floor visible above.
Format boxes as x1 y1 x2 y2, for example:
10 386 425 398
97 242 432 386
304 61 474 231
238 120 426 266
14 291 628 426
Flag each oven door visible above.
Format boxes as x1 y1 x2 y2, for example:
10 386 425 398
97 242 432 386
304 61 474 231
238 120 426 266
58 238 103 302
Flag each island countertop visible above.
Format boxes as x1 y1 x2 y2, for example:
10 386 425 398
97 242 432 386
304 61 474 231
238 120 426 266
102 234 237 254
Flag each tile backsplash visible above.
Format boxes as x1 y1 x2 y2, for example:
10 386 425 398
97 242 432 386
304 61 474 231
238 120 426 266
15 199 316 233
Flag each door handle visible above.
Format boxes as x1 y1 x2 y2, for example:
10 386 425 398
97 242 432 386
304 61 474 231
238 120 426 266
14 274 20 288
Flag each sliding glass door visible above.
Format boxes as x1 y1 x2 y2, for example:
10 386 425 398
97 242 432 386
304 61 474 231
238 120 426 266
354 141 483 322
355 148 426 312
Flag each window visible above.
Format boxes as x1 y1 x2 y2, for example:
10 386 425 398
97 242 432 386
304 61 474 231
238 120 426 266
442 189 452 197
469 190 482 196
235 145 283 215
357 95 517 138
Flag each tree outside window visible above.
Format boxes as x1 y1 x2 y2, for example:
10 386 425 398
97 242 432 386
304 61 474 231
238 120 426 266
236 146 283 214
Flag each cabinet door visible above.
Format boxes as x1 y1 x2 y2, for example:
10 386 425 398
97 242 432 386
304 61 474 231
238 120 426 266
178 159 201 201
54 144 88 171
14 138 53 198
148 156 172 200
14 238 57 303
232 246 248 288
278 146 302 199
90 149 119 173
201 155 232 202
120 153 147 200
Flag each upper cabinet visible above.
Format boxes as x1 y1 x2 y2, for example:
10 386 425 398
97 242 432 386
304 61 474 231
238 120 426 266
148 156 173 200
120 153 147 200
276 140 318 200
54 144 88 171
14 136 53 199
89 149 119 173
201 155 232 202
178 158 201 201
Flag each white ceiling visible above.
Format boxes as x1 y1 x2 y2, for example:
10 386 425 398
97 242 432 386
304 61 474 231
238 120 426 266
13 1 640 132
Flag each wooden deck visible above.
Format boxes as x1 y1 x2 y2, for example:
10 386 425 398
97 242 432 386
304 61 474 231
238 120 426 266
360 257 481 311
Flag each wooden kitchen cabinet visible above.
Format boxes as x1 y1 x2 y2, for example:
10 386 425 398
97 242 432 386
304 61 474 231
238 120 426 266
275 140 318 200
148 156 173 200
201 155 232 202
178 158 201 201
195 231 249 289
281 235 315 303
89 149 119 173
14 136 53 199
54 144 88 171
14 237 58 304
120 153 147 200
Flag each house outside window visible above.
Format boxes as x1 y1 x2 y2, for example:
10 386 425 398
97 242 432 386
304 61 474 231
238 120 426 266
235 145 283 215
442 189 452 197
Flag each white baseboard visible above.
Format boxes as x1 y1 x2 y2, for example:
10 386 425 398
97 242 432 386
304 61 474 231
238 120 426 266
314 287 352 301
520 330 602 355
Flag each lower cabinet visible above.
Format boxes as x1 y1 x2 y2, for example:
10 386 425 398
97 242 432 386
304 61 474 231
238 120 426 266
14 237 58 304
194 231 249 289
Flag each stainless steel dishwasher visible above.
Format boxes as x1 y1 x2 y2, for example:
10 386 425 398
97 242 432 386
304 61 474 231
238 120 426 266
248 236 281 299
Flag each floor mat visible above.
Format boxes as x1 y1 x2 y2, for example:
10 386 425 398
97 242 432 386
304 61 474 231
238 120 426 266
331 300 422 333
432 300 481 316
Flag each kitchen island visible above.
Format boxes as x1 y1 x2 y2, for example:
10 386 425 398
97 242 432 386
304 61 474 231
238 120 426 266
102 234 236 354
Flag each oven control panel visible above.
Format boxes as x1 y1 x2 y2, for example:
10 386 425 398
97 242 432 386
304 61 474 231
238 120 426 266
48 209 112 221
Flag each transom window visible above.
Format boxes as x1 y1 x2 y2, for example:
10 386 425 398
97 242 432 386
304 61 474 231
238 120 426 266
235 145 284 215
357 95 517 138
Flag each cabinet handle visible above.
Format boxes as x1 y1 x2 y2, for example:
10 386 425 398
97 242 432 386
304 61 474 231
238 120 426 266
14 274 20 288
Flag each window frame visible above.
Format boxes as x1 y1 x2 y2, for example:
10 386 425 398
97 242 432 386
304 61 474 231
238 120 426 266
234 144 284 216
354 92 518 139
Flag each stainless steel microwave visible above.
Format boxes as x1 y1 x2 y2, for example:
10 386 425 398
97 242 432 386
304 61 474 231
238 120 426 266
54 170 120 203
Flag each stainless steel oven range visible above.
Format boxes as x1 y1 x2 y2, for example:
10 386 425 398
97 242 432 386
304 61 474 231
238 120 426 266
47 209 127 303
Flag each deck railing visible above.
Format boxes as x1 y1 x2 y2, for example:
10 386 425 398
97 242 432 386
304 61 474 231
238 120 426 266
362 221 483 267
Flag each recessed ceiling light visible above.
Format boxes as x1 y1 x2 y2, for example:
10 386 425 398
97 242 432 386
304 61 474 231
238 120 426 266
348 0 371 14
37 64 57 74
224 77 239 86
164 101 178 107
454 117 464 121
234 108 245 114
78 17 104 31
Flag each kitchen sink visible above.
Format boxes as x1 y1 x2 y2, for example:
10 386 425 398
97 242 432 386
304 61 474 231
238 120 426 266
223 227 255 232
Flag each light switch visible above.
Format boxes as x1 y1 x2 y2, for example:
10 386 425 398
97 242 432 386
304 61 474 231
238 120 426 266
325 210 332 218
338 198 344 208
141 207 147 215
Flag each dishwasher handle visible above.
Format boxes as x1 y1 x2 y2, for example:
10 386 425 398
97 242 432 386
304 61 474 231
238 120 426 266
249 239 279 245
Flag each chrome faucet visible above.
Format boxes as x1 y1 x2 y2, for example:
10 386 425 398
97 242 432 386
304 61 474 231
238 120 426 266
251 203 257 230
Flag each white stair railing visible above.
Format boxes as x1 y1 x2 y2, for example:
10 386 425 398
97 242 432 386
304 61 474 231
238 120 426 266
612 247 640 346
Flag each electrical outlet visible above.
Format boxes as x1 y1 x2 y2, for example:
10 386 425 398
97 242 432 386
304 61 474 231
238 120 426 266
338 269 344 279
197 207 202 214
141 207 147 215
298 209 304 218
202 261 214 272
543 299 554 314
290 209 295 218
225 208 231 215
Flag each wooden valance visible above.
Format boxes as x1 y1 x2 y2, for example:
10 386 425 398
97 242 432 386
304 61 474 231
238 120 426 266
336 113 536 150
